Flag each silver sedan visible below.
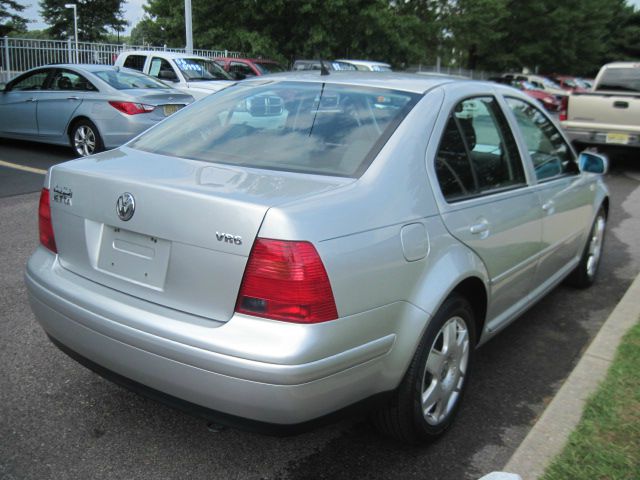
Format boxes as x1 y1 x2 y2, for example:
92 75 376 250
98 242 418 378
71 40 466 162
25 72 609 442
0 64 194 156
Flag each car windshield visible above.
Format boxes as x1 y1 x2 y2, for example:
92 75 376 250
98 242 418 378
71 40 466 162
174 58 232 81
129 81 419 177
254 62 286 75
371 65 392 72
520 81 539 90
597 68 640 92
93 70 169 90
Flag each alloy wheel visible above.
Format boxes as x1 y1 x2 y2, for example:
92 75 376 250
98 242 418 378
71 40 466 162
73 125 97 156
421 316 470 426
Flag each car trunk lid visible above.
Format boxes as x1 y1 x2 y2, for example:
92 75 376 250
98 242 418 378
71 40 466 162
48 147 350 321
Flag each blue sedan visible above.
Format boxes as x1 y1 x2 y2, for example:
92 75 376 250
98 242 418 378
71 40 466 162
0 64 194 156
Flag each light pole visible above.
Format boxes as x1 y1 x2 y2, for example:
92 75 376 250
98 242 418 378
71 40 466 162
64 3 79 63
184 0 193 54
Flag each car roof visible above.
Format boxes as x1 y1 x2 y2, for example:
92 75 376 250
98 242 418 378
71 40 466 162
119 50 210 61
216 57 281 63
242 70 469 94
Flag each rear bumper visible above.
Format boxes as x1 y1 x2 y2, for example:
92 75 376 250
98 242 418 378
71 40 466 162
561 125 640 149
25 247 426 426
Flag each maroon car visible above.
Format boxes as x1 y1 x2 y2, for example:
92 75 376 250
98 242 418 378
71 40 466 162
214 57 286 79
549 75 589 93
515 81 562 112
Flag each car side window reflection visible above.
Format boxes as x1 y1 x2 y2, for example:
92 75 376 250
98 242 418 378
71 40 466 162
435 96 526 202
506 97 578 181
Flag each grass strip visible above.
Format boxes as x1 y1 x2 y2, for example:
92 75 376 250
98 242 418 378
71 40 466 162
541 320 640 480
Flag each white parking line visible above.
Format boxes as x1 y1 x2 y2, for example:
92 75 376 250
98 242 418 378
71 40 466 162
0 159 47 175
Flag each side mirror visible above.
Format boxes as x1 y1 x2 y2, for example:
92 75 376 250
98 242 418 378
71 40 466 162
0 83 6 92
578 151 608 175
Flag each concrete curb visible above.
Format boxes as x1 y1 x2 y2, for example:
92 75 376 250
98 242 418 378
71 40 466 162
502 272 640 480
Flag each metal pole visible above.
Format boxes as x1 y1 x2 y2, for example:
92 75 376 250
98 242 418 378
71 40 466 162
184 0 193 54
3 37 10 78
65 4 79 63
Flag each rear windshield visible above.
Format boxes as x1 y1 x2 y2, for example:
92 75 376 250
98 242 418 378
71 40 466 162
94 69 169 90
597 67 640 93
129 81 419 177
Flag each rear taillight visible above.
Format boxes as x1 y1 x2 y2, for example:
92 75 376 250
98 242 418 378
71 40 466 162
559 95 568 121
108 101 155 115
235 238 338 323
38 188 57 253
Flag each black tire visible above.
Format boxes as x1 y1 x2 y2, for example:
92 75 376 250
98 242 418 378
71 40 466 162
69 119 104 157
372 293 476 443
566 206 607 288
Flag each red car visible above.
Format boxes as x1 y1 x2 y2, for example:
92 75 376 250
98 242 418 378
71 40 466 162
214 57 286 79
515 81 562 112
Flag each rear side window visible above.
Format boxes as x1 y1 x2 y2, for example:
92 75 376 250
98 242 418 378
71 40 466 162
123 55 146 72
506 97 578 181
129 81 419 177
435 96 526 202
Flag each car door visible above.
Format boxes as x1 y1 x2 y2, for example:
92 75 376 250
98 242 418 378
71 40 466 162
505 97 594 289
36 69 94 139
0 68 51 137
430 93 543 327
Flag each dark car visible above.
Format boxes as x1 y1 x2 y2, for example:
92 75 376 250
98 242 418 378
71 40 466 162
214 57 287 79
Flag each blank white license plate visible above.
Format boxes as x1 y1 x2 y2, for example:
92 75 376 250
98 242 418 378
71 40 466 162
606 132 629 144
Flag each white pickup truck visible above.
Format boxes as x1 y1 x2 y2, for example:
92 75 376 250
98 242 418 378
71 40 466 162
561 62 640 149
114 51 235 100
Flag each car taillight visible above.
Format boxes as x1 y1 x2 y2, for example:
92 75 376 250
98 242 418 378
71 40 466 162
235 238 338 323
559 96 569 121
38 188 57 253
108 101 155 115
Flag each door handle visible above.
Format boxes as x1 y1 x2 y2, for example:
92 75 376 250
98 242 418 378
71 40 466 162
542 200 555 214
469 220 489 235
67 96 80 100
25 97 37 102
613 101 629 109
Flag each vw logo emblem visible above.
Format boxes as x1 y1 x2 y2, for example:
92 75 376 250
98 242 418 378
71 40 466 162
116 192 135 221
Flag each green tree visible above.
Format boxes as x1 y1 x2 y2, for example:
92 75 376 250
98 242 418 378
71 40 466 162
0 0 28 36
39 0 128 41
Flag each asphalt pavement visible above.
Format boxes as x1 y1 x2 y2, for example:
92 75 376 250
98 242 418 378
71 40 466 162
0 141 639 480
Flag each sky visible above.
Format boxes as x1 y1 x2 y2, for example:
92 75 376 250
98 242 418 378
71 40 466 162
17 0 640 37
21 0 146 35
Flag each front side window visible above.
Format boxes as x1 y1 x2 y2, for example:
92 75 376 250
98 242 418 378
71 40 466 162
230 62 255 77
129 81 419 177
9 70 50 91
435 96 526 202
506 97 578 181
149 57 178 81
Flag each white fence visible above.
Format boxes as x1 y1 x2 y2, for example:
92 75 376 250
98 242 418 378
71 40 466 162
0 36 244 82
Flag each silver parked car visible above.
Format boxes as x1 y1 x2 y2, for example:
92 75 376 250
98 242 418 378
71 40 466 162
0 64 194 156
25 72 609 443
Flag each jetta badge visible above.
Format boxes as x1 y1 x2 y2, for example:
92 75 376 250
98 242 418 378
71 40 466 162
116 192 135 221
